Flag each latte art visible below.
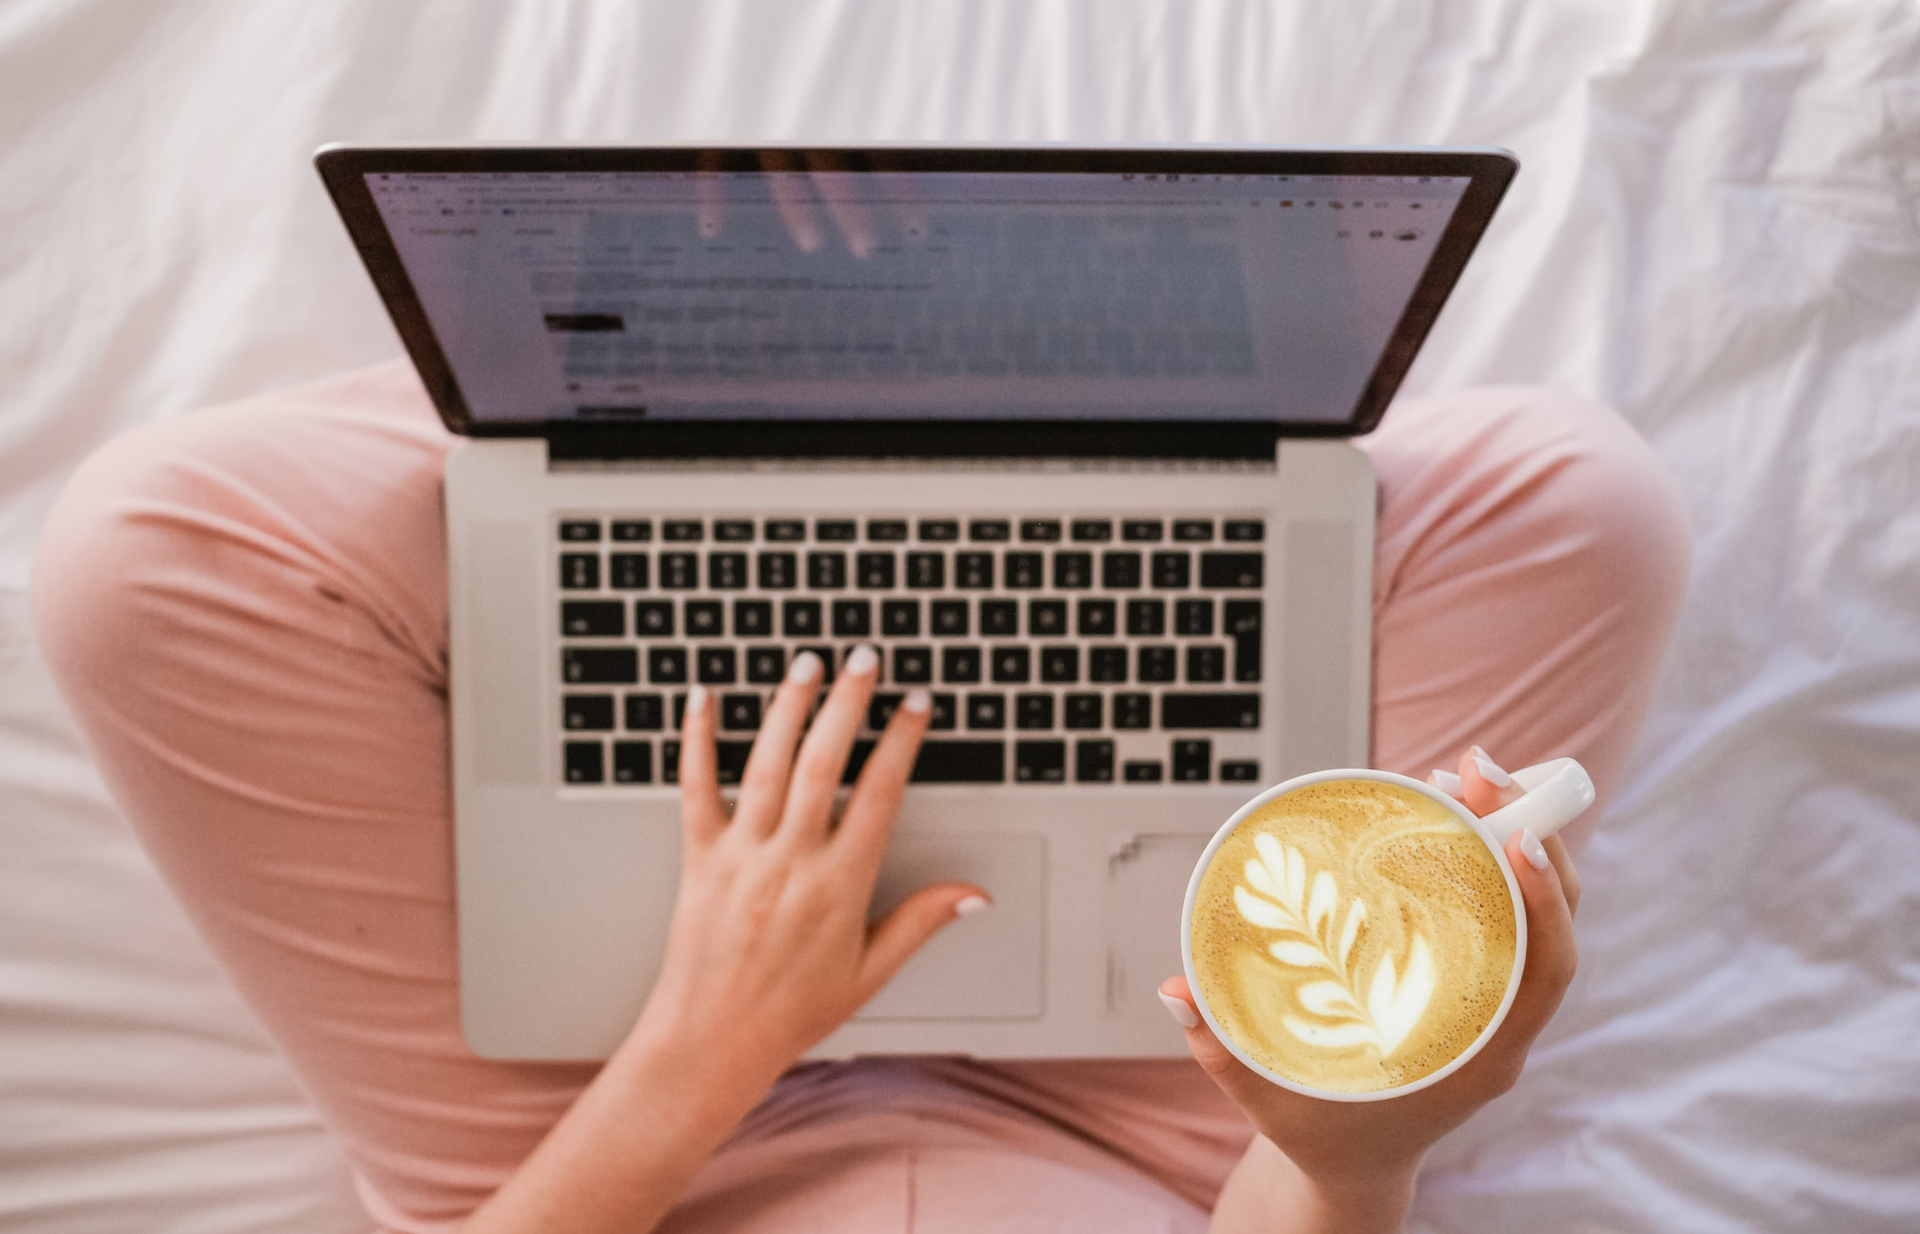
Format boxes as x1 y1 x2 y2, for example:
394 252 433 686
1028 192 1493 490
1190 779 1517 1093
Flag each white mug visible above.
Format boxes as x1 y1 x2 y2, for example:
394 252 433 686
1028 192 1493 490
1180 758 1594 1101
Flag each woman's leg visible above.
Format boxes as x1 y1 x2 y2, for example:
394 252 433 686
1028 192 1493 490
30 361 590 1231
978 383 1693 1208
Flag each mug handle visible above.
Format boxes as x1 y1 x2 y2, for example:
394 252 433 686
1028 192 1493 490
1476 757 1596 847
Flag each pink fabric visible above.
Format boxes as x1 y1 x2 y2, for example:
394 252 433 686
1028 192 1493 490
29 360 1689 1232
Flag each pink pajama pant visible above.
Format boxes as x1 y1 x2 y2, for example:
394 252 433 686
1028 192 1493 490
29 361 1690 1232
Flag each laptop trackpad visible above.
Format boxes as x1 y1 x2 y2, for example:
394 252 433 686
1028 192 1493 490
854 833 1045 1021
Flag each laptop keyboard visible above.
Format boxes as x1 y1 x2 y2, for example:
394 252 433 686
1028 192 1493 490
554 515 1267 787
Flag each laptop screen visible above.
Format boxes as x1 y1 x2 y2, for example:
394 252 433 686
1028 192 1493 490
319 148 1515 452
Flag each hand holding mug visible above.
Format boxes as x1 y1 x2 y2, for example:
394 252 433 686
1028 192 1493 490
1159 748 1586 1190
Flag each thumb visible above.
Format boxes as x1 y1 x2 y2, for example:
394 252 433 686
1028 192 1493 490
857 883 991 997
1157 976 1277 1108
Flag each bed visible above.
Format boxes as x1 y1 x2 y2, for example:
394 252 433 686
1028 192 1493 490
3 1 1916 1230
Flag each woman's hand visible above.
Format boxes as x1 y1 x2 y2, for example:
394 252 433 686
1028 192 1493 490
632 645 989 1097
1159 747 1583 1227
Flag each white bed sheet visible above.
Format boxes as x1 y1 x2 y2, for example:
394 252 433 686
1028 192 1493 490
3 1 1916 1231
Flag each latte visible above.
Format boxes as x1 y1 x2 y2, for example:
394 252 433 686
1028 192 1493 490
1189 778 1516 1093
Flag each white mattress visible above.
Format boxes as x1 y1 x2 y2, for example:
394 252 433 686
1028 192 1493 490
3 1 1916 1230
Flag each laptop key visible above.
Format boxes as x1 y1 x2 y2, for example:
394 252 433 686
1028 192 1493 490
1199 552 1264 588
832 599 873 638
968 519 1011 542
881 599 921 636
1221 760 1261 783
1224 520 1266 542
745 646 786 684
1114 692 1152 729
868 693 905 730
816 519 858 542
866 519 909 542
1015 740 1067 783
906 552 945 589
795 645 836 683
611 520 651 542
1015 693 1054 730
611 741 653 784
982 600 1020 636
909 740 1004 783
1028 599 1067 636
1161 693 1261 729
559 520 602 542
765 519 806 542
1126 598 1166 636
1122 519 1164 542
663 520 703 542
918 519 960 542
1151 551 1191 589
635 600 674 637
646 647 686 684
605 552 648 590
624 693 665 731
1138 646 1178 683
1040 646 1079 683
721 693 761 730
714 741 754 785
757 551 797 589
659 552 698 589
942 646 982 684
931 599 970 636
1071 519 1112 542
1186 646 1227 683
856 552 896 589
1225 600 1263 683
967 692 1007 729
1063 693 1102 729
1020 519 1062 543
991 646 1031 683
1102 552 1143 589
562 601 623 637
1075 738 1115 782
562 694 616 730
783 599 823 637
1054 552 1093 589
1123 760 1164 783
1172 739 1212 782
1077 598 1116 636
1173 519 1214 542
563 647 638 684
696 647 737 685
1175 598 1214 636
928 693 958 730
892 646 933 683
686 600 723 638
1004 552 1044 588
733 599 773 637
1089 647 1128 683
662 741 681 784
563 741 605 783
807 551 848 589
714 519 755 542
559 553 600 590
955 552 994 589
709 552 748 589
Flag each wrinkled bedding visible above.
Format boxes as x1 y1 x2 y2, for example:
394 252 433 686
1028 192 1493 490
3 1 1916 1230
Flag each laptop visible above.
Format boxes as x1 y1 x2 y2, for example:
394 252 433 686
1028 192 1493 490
315 143 1517 1061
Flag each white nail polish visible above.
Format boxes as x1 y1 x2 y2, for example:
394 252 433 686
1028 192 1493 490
902 688 932 714
955 894 991 917
1429 769 1463 797
846 644 879 676
685 683 708 715
1520 827 1551 871
1159 992 1199 1030
1473 754 1513 787
787 650 822 683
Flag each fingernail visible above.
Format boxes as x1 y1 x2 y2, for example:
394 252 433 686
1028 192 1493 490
846 644 879 676
787 650 822 683
686 684 708 715
1429 768 1463 797
1159 991 1199 1030
955 894 991 917
902 688 932 714
1520 827 1551 871
1472 753 1513 787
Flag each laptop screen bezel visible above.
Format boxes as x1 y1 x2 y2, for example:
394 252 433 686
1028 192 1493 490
315 144 1517 459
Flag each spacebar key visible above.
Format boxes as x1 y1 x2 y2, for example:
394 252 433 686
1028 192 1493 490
1161 693 1262 729
910 741 1007 782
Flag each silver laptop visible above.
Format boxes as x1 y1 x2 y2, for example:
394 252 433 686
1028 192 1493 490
317 143 1516 1061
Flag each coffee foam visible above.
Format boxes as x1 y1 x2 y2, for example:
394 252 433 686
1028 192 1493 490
1190 779 1517 1093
